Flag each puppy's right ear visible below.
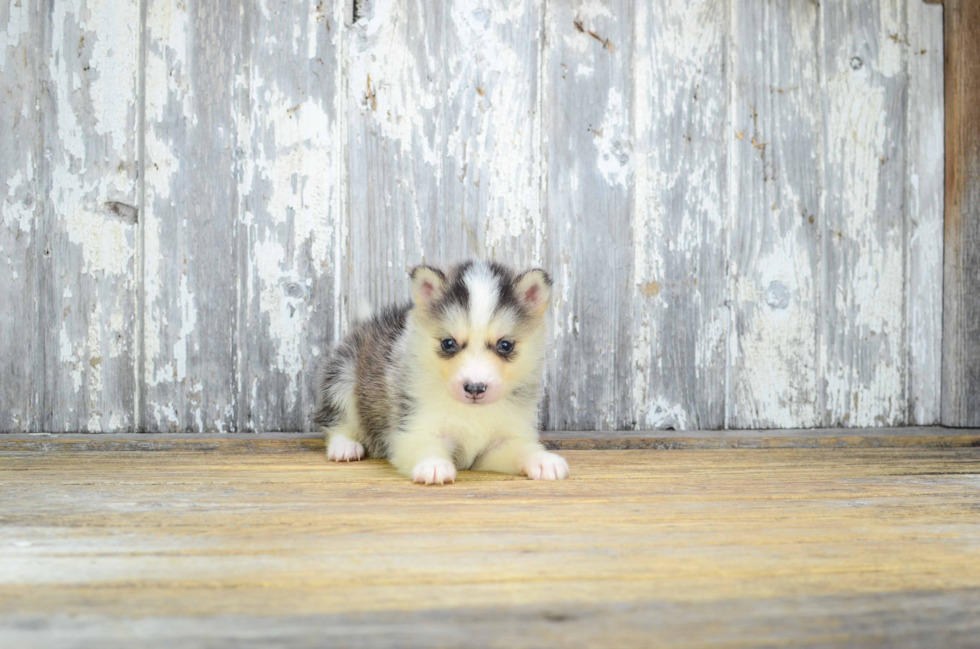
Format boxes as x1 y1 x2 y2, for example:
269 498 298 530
410 265 446 308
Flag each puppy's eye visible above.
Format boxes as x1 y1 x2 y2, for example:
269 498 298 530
496 340 515 355
440 338 458 354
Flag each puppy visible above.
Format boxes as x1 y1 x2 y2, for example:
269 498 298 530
314 260 569 485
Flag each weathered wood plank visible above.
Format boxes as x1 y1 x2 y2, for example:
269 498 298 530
4 591 980 649
0 0 956 434
29 590 980 649
942 0 980 427
142 0 243 431
906 1 944 425
237 0 346 432
729 0 820 428
3 447 980 647
0 1 39 432
631 0 727 430
542 0 633 430
3 427 979 453
37 0 141 431
346 0 544 309
820 0 908 427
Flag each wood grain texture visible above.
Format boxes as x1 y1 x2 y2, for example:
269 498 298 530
37 0 141 432
632 0 728 431
4 591 980 649
3 427 979 453
0 1 39 432
728 0 820 428
820 0 909 427
942 0 980 427
544 0 634 430
906 1 944 426
347 0 544 310
142 0 243 431
237 0 346 432
3 446 980 647
0 0 951 433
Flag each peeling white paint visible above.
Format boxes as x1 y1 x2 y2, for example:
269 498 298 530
905 0 944 426
60 323 83 394
824 54 906 426
631 313 655 426
49 0 138 278
630 0 727 428
0 1 30 70
85 300 104 427
350 0 440 169
2 169 32 234
448 0 541 251
151 402 180 430
251 237 305 406
245 81 336 271
141 130 177 387
142 0 192 400
593 87 631 188
82 0 139 151
643 397 690 430
25 0 142 432
2 0 946 433
173 272 197 383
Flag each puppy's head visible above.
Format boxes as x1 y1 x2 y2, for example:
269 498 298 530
410 261 551 406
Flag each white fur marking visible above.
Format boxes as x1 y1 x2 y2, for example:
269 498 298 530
454 356 499 386
327 434 365 462
451 355 503 404
464 263 499 327
522 451 570 480
412 457 457 485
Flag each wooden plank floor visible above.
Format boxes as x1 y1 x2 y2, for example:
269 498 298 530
2 442 980 647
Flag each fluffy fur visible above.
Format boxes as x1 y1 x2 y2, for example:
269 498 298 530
314 260 569 485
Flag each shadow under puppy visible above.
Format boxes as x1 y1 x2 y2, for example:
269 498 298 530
315 260 569 485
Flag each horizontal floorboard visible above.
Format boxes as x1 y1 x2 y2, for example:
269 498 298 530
1 427 979 452
2 445 980 647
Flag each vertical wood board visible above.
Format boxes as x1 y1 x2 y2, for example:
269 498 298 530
631 0 728 430
346 0 544 311
729 0 821 429
142 0 242 431
942 0 980 427
237 0 346 432
0 0 953 433
0 1 39 432
37 0 141 432
906 1 944 426
820 0 908 427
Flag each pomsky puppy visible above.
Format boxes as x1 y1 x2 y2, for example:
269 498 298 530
314 260 569 485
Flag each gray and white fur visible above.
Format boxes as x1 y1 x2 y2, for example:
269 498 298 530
314 260 569 485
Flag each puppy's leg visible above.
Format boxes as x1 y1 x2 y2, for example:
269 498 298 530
389 429 456 485
472 438 569 480
315 346 365 463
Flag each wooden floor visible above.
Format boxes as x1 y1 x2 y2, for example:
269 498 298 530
3 440 980 647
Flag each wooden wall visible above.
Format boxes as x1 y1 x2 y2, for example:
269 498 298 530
942 0 980 428
0 0 949 432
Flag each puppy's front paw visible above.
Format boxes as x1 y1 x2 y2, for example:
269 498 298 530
327 435 365 462
412 457 457 485
522 451 569 480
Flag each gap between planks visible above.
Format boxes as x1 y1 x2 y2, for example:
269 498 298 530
1 427 978 453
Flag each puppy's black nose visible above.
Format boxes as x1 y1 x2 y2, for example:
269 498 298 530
464 382 487 396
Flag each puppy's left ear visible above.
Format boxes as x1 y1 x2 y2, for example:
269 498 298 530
514 269 552 316
410 264 446 308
